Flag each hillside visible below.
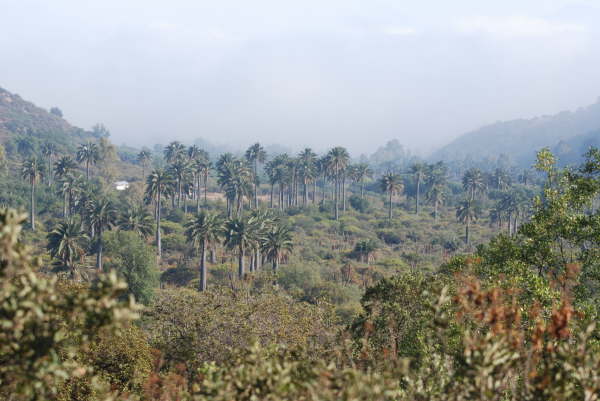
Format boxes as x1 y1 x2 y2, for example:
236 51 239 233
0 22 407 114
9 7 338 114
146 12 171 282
432 98 600 166
0 86 94 152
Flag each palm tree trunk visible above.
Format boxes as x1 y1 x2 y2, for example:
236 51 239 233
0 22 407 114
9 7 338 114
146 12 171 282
273 252 279 272
313 180 317 204
342 176 346 212
210 246 217 264
388 191 393 222
30 178 35 230
199 240 207 291
156 192 162 258
360 180 364 199
465 221 470 245
86 160 90 180
415 178 420 214
434 202 438 221
334 177 339 220
204 173 208 204
255 248 261 270
238 244 245 278
254 160 258 209
96 227 103 270
63 192 68 219
270 184 274 208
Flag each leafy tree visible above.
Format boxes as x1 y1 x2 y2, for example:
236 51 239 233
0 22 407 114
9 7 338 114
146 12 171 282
104 231 159 304
49 106 63 117
353 239 378 264
185 211 223 291
380 171 403 222
21 157 43 230
15 137 34 159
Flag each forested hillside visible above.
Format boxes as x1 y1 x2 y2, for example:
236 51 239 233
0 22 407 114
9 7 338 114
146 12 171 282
1 87 600 400
433 97 600 166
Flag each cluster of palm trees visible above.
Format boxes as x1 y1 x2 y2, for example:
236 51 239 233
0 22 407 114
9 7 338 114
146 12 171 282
378 161 449 222
185 209 293 291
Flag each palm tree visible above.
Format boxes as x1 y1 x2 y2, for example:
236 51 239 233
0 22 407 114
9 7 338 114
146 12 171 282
76 141 99 179
462 168 485 201
54 155 77 180
137 150 152 181
350 163 372 199
169 159 191 208
217 157 252 217
223 215 259 278
164 141 186 164
21 157 43 230
353 239 378 265
492 168 511 191
297 148 317 206
57 172 84 219
261 223 293 272
145 169 175 258
380 171 403 222
326 147 350 220
192 157 212 211
426 184 445 221
410 162 428 214
41 142 57 185
87 198 117 270
456 200 479 245
245 143 267 209
118 205 154 238
185 211 223 291
187 145 201 161
47 220 88 279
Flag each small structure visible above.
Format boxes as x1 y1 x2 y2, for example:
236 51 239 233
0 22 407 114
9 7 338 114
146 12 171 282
114 181 130 191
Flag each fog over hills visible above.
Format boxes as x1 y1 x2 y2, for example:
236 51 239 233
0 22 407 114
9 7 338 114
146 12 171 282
432 98 600 166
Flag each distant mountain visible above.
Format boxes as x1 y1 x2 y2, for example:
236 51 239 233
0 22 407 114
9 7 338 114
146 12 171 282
432 99 600 166
0 86 95 153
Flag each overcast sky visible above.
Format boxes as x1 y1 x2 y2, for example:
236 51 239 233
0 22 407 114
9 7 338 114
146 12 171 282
2 0 600 155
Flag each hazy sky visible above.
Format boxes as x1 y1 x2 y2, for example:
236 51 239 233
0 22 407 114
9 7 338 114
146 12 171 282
2 0 600 155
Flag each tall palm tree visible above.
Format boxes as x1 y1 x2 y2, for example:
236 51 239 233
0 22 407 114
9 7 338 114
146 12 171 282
426 184 445 221
192 157 212 211
297 148 317 206
217 157 252 217
187 145 201 161
47 220 88 280
87 198 117 270
223 215 259 278
118 205 154 238
245 143 267 209
57 172 84 219
145 168 175 258
41 142 57 185
21 157 43 230
169 158 191 208
350 163 373 199
462 168 485 201
54 155 77 180
353 239 378 265
137 150 152 181
410 162 428 214
456 200 479 245
164 141 186 164
326 147 350 220
76 141 99 179
261 223 293 272
185 211 223 291
380 171 403 223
